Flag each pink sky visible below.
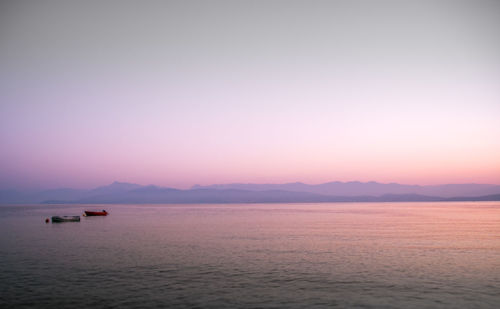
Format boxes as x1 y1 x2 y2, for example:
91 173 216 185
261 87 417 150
1 1 499 189
2 73 499 189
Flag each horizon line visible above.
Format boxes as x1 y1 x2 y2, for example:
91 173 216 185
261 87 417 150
3 179 500 192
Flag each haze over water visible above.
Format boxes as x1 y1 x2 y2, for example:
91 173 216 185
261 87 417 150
1 202 499 308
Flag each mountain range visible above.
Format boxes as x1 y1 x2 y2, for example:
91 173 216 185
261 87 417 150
192 181 500 198
1 181 500 204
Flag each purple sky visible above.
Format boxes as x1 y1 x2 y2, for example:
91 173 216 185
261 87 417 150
1 1 499 190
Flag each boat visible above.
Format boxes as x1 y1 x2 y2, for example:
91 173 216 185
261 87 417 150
51 216 80 223
84 210 108 216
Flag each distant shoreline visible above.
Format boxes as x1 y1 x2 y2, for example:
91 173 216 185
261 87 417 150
37 194 500 204
2 181 500 205
2 199 500 207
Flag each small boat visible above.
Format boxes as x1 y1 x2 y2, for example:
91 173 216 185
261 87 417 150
52 216 80 223
84 210 108 216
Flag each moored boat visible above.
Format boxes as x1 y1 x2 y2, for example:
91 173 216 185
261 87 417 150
84 210 108 216
51 216 80 223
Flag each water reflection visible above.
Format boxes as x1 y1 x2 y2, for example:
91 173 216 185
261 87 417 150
1 202 499 308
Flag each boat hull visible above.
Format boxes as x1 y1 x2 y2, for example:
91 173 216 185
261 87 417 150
84 211 108 216
51 216 80 223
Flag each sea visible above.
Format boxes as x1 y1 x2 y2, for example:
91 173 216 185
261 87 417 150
1 202 499 308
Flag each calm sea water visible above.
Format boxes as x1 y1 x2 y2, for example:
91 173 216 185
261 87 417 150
1 202 499 308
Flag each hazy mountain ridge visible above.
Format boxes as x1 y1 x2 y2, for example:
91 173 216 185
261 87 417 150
2 181 500 204
192 181 500 198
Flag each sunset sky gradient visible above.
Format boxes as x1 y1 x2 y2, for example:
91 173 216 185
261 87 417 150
1 0 499 189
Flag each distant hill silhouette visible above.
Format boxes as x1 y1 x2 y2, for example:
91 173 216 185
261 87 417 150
192 181 500 198
1 181 500 204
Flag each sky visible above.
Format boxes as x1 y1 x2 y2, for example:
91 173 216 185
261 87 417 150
1 0 499 190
